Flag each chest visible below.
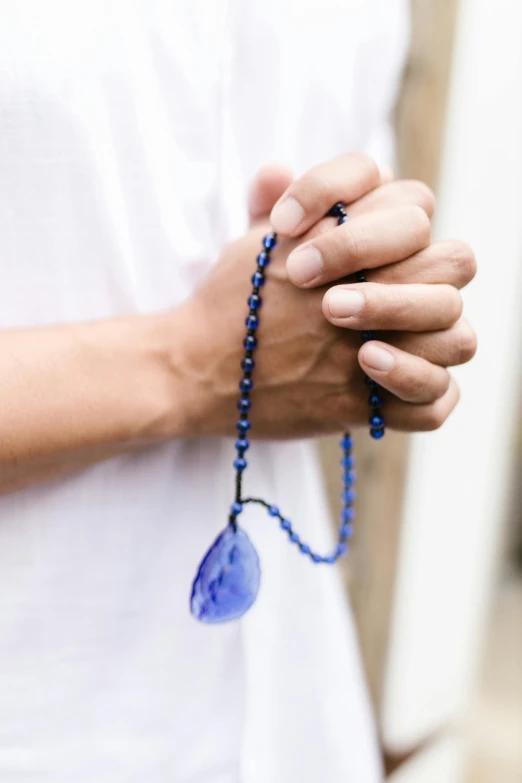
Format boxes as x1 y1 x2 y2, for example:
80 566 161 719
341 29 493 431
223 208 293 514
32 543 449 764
0 0 407 147
0 0 408 322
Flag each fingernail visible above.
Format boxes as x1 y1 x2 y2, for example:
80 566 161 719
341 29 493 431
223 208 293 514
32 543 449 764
270 197 305 234
327 289 365 318
287 246 323 285
362 344 396 372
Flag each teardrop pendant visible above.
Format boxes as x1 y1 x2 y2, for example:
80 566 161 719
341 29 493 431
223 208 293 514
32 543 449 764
190 525 261 624
190 204 385 624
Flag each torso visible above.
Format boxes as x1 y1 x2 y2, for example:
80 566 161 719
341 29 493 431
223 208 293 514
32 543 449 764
0 2 408 780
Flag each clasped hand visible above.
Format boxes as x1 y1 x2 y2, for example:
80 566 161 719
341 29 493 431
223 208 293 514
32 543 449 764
180 153 476 438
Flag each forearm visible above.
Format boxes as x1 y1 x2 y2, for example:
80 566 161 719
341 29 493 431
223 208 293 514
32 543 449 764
0 311 187 495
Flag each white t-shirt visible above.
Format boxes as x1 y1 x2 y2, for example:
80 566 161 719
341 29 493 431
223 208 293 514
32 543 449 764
0 2 409 781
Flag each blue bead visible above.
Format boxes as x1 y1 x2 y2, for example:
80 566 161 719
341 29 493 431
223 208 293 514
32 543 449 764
337 214 349 224
325 553 337 564
238 397 251 412
245 314 259 330
257 251 271 269
336 542 347 557
340 523 354 541
248 294 262 310
234 457 247 471
343 488 356 504
369 394 383 408
342 455 354 469
342 434 352 451
365 377 378 390
241 357 255 372
311 553 323 563
289 532 300 544
251 271 266 287
280 518 291 531
269 505 280 517
370 414 384 428
300 543 311 555
235 438 250 453
244 335 257 351
341 507 354 523
230 502 243 516
328 202 345 218
236 418 251 433
370 427 385 440
361 330 376 342
344 470 355 486
239 377 253 393
263 233 277 250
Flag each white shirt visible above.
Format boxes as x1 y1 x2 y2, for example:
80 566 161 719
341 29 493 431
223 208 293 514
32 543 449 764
0 2 409 781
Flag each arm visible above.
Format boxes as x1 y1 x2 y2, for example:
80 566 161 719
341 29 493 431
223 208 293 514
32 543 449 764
0 156 476 497
0 312 185 494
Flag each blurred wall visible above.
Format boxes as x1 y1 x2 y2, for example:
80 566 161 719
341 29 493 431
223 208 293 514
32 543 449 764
383 1 522 781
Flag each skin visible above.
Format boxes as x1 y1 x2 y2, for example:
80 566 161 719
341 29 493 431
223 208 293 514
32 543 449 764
0 153 477 494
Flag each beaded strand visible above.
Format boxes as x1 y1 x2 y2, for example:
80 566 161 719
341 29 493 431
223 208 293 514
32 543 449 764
229 203 385 564
328 202 385 440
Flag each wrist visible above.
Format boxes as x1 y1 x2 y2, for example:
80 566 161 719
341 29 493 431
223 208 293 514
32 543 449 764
156 304 214 440
160 301 238 440
79 312 186 446
121 309 196 443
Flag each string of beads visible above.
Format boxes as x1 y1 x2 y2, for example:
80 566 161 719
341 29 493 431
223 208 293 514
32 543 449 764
329 202 385 439
229 203 385 564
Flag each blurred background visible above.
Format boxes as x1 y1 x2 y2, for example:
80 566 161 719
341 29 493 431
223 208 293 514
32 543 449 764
320 0 522 780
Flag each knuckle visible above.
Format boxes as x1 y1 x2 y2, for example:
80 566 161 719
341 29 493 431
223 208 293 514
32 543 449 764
404 204 431 247
448 240 477 285
423 403 448 431
303 170 334 204
349 152 380 186
408 180 437 215
440 285 464 325
404 363 432 400
386 284 412 323
344 224 370 262
301 153 380 209
421 380 460 430
450 287 464 321
306 218 332 240
412 204 432 242
439 370 452 397
455 320 478 363
454 380 462 408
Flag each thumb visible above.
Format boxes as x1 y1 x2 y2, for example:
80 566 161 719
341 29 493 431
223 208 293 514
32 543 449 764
248 164 294 226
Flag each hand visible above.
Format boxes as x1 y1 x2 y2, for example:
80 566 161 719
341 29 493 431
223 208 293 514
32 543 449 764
172 157 476 438
270 154 477 431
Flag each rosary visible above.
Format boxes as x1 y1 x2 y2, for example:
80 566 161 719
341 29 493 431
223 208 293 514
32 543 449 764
190 203 385 624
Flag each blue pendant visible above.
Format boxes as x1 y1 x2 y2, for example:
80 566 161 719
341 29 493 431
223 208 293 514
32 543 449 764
190 525 261 624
